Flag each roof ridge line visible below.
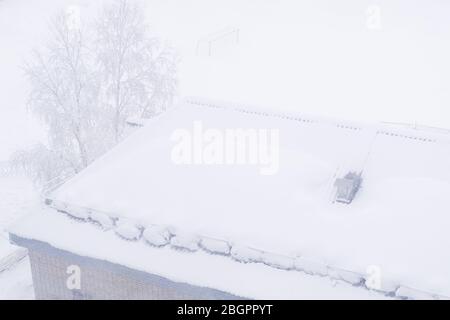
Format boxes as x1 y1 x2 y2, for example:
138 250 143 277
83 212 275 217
185 96 450 144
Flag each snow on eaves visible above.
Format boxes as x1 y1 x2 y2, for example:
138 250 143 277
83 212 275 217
43 198 448 300
9 207 393 300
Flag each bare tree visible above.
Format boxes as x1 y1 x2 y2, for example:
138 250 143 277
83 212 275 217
24 12 109 174
10 144 74 190
95 0 177 143
16 0 177 188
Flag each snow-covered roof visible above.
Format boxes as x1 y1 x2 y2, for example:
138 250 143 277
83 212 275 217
11 97 450 299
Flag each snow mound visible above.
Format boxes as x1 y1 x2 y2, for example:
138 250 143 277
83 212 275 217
170 232 199 252
262 252 295 270
143 225 171 247
328 267 364 285
89 210 114 229
199 237 230 255
364 276 399 294
378 279 399 294
230 245 263 263
114 220 141 241
49 200 89 220
395 286 436 300
65 205 90 220
294 256 328 276
50 200 67 213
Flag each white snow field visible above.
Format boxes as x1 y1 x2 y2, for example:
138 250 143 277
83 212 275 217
146 0 450 128
15 99 448 299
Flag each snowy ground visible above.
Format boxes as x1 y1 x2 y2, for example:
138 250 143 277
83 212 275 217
0 257 34 300
0 175 37 299
0 176 39 234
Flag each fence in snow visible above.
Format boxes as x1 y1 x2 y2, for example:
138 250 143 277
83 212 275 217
41 169 76 196
0 247 28 274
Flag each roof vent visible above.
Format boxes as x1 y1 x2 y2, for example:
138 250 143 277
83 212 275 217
334 172 362 204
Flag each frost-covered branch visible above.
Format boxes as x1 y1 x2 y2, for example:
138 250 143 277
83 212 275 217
15 0 177 188
95 0 177 142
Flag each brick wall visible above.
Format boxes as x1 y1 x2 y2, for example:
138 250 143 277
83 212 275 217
12 235 242 300
29 250 200 299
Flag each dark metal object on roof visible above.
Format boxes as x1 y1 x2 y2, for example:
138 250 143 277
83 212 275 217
334 172 362 204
